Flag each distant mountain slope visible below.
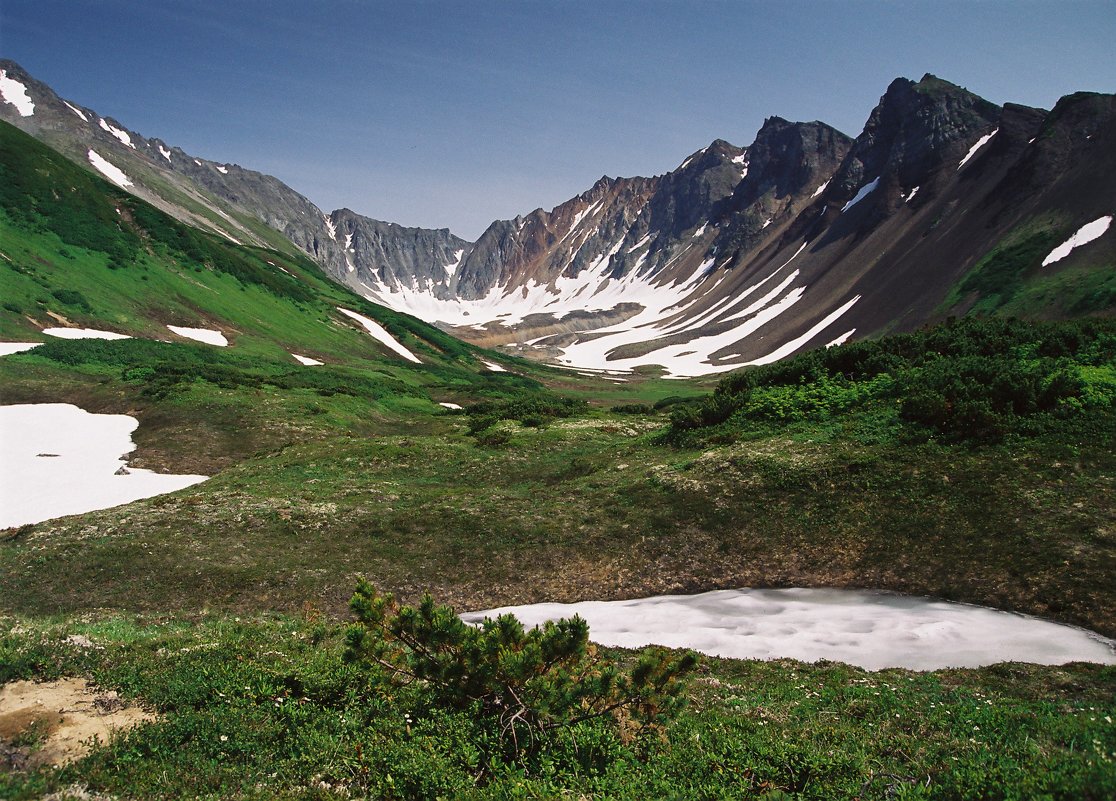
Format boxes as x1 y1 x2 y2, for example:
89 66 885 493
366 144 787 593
0 58 466 303
342 76 1116 376
0 120 487 375
4 61 1112 377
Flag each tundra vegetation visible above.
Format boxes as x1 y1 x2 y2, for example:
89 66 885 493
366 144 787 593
1 121 1114 798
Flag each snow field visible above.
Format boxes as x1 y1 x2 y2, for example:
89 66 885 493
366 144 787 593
462 588 1116 671
62 100 88 121
0 70 34 116
841 177 880 213
98 118 135 148
0 404 207 529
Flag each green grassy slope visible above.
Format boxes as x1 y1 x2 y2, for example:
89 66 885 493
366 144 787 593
0 121 475 365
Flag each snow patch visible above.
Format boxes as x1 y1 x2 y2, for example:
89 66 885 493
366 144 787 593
0 342 42 355
443 249 465 278
166 325 228 346
462 588 1116 671
810 180 829 199
480 360 507 372
62 100 88 122
905 186 920 203
323 215 337 241
158 145 172 162
291 353 323 366
826 329 856 348
216 165 228 174
0 70 34 116
1042 216 1113 266
841 177 879 213
692 224 708 238
957 129 998 170
87 150 132 188
0 403 207 529
337 308 421 363
439 402 463 410
43 327 129 340
98 118 135 148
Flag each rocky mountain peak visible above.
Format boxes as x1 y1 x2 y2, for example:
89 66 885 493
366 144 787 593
825 74 1003 207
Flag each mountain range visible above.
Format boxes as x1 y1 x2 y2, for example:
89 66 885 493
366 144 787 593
2 60 1113 376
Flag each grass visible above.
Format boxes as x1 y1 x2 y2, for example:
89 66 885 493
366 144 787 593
2 394 1114 639
1 614 1113 800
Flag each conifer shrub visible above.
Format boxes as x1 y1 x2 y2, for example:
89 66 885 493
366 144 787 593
344 581 698 769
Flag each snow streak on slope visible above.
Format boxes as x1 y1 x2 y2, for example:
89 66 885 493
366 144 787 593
1042 216 1113 266
0 70 34 116
841 178 879 213
336 307 421 363
87 150 132 188
98 118 135 148
43 327 130 340
167 325 228 346
63 100 88 121
291 353 324 366
957 129 998 170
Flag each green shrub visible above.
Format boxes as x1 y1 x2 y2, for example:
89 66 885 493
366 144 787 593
344 581 697 769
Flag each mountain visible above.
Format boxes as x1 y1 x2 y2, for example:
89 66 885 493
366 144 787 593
300 76 1116 377
3 62 1113 378
0 58 468 307
0 119 507 386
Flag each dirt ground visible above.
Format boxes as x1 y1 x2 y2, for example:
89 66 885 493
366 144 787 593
0 677 156 770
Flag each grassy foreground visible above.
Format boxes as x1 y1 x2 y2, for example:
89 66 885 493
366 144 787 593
2 321 1115 797
2 614 1114 800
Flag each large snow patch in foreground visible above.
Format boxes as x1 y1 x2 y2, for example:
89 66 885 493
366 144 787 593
462 588 1116 671
0 404 207 529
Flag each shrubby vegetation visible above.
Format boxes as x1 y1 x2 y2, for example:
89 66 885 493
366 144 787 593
464 392 587 437
27 337 417 402
2 613 1112 800
670 317 1116 443
345 581 697 772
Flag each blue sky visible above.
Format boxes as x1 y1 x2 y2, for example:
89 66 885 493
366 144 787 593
3 0 1114 240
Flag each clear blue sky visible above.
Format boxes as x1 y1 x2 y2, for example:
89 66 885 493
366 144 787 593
3 0 1114 240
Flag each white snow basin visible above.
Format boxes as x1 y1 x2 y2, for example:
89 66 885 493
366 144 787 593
461 588 1116 671
0 404 208 529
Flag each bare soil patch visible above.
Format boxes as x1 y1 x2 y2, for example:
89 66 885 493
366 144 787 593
0 677 156 769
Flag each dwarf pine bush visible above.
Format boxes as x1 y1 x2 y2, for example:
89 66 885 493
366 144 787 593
344 580 698 763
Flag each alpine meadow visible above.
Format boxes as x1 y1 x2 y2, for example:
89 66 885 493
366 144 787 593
1 9 1116 799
